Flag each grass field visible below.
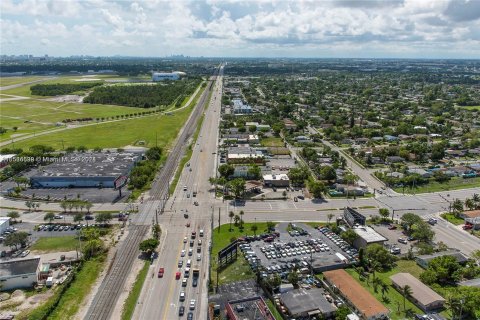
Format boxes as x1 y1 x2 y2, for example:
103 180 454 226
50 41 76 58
440 213 465 225
0 76 45 86
122 261 150 320
0 98 146 141
30 236 80 252
344 260 423 319
261 137 284 147
460 105 480 111
394 177 480 194
211 222 271 286
4 101 195 150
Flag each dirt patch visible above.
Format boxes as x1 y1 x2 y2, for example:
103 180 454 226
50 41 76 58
0 288 54 318
45 95 84 103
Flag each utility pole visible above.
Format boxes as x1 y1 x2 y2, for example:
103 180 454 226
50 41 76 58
218 208 221 233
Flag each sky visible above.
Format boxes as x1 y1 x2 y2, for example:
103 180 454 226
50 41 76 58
1 0 480 59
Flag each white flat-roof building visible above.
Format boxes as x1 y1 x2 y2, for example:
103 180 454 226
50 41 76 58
0 257 40 290
352 226 387 249
0 217 10 235
263 173 290 187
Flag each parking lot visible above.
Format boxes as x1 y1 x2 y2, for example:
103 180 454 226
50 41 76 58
238 223 359 279
374 224 416 254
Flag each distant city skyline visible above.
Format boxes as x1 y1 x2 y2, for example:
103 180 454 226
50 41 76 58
1 0 479 59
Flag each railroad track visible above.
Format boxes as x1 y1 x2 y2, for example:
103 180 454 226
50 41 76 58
85 225 149 320
84 70 219 320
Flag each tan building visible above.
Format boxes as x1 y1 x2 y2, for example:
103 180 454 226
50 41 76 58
323 269 389 320
390 273 445 311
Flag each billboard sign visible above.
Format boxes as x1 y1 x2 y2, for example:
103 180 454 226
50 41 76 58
114 175 128 189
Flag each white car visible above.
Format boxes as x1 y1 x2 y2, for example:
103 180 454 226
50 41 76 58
21 250 30 258
188 248 193 256
196 254 201 261
179 291 185 301
183 237 188 243
190 299 196 310
181 250 186 257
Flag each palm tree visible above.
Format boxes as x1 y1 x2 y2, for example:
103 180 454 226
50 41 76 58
372 277 382 293
380 282 389 300
44 212 55 224
239 210 245 228
79 201 86 213
233 215 240 226
85 201 93 213
465 198 475 211
401 285 412 312
472 193 480 208
251 224 258 236
452 199 463 217
60 201 68 213
228 211 235 231
327 213 334 225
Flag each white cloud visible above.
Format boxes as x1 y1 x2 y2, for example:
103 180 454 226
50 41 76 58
0 0 478 58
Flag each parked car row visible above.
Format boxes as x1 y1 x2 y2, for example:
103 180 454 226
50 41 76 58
36 224 92 232
317 226 359 262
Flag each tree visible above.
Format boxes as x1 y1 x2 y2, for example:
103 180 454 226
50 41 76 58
378 208 390 221
96 212 112 224
73 213 84 224
85 201 93 213
234 214 240 226
44 212 55 224
327 213 334 225
320 166 336 181
341 229 358 245
401 285 412 312
228 211 235 231
266 221 275 231
247 165 262 180
380 282 390 301
307 179 326 199
400 212 422 232
60 201 68 212
218 164 235 178
423 255 463 285
139 238 159 254
372 277 382 293
287 166 309 186
365 244 396 270
13 176 29 188
452 198 464 217
229 178 246 198
145 146 162 160
25 200 34 212
83 239 104 260
411 221 435 243
287 270 299 286
472 193 480 208
4 232 29 250
248 125 256 133
335 305 350 320
420 269 438 285
251 224 258 236
7 211 19 223
239 210 245 228
465 198 475 211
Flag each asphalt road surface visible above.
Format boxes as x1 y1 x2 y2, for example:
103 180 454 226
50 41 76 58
133 68 224 320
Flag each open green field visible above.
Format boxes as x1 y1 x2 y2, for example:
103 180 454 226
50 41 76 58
0 98 146 141
211 222 271 286
261 137 284 147
460 105 480 111
5 100 195 150
344 260 424 320
440 213 465 225
0 76 46 87
30 236 80 252
394 177 480 194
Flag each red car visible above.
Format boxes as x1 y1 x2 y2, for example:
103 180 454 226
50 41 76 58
158 267 164 278
463 224 473 230
175 271 181 280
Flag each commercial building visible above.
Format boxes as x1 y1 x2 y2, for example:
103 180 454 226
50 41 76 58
390 273 445 311
343 207 366 227
0 257 40 290
323 269 389 320
0 217 10 235
225 296 275 320
232 99 253 114
263 173 290 187
152 72 180 81
280 288 337 319
352 226 387 249
29 152 141 189
416 250 469 269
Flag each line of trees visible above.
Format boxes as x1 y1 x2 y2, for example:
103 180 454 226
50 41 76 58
83 79 200 108
30 82 103 96
59 199 93 213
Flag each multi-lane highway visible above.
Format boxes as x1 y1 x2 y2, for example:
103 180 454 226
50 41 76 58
133 69 223 320
85 68 220 320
